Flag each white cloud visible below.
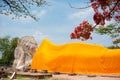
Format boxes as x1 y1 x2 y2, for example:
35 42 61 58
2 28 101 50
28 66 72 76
0 13 34 23
33 31 49 44
13 10 47 22
105 20 114 26
69 7 94 19
32 10 47 18
0 9 47 23
17 16 33 22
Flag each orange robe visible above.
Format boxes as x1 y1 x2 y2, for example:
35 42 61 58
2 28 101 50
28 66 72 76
31 39 120 74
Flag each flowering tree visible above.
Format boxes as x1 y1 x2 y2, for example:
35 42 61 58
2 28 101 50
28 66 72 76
70 0 120 41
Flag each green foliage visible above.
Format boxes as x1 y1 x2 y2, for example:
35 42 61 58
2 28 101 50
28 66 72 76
95 23 120 46
0 0 47 20
108 46 120 49
0 36 19 66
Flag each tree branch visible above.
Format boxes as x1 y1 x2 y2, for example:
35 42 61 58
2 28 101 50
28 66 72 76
68 2 91 9
3 0 23 15
107 0 120 16
3 0 14 13
18 0 38 20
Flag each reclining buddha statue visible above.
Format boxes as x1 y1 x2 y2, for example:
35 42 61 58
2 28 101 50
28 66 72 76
31 39 120 74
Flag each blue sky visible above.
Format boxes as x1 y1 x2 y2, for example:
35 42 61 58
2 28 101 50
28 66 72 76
0 0 114 47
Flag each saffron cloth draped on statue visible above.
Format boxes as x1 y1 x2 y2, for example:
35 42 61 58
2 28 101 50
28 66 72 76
31 39 120 74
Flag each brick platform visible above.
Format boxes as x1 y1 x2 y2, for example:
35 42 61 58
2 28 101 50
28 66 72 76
8 71 52 79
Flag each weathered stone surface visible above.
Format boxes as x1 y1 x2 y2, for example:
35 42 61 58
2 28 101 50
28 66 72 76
0 67 8 78
12 36 37 71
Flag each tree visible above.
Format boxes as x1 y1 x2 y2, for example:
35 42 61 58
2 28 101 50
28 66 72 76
0 36 19 66
95 23 120 46
0 0 47 20
70 0 120 41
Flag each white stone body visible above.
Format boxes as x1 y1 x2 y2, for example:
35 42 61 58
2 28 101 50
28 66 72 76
13 36 37 71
